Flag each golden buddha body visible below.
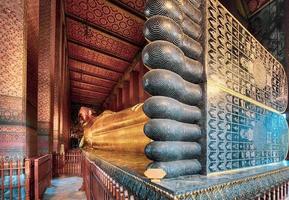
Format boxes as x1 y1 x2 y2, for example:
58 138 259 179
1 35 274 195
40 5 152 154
79 104 150 154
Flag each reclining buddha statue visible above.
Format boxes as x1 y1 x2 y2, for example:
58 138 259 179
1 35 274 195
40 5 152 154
78 0 289 198
79 104 150 154
80 0 289 179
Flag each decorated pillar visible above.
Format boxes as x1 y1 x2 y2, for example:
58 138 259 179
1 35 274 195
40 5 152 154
122 81 130 109
0 0 38 157
111 94 117 111
129 71 139 106
26 0 39 156
37 0 56 154
57 38 71 151
52 0 67 153
117 88 123 111
138 64 146 102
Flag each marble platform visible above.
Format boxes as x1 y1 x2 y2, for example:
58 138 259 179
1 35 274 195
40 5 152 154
84 149 289 199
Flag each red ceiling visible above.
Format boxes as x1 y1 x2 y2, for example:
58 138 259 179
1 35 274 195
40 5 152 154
70 71 115 88
71 81 111 93
65 0 144 44
71 88 108 98
65 0 145 105
118 0 145 13
68 59 122 81
66 18 139 61
68 42 129 72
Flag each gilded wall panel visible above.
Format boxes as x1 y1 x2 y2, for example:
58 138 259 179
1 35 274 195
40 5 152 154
0 125 26 158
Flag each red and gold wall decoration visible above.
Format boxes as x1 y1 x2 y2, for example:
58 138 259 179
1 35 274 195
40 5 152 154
0 0 38 158
0 0 25 99
0 0 73 157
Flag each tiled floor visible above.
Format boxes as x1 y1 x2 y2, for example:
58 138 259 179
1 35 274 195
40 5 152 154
43 176 86 200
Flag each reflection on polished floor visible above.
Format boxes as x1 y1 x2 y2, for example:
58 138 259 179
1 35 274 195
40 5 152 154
43 177 86 200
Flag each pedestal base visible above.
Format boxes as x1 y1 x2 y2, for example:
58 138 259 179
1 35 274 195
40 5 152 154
83 149 289 199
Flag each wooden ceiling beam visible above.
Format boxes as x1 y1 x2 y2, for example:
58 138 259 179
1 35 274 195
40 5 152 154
71 98 102 106
71 93 106 101
67 38 131 63
71 94 105 100
71 99 103 106
72 96 106 103
70 76 115 89
69 68 118 83
71 87 109 96
71 90 107 97
68 55 124 73
68 41 129 71
72 85 110 94
71 80 111 89
69 58 122 75
71 98 103 104
71 81 111 92
108 0 145 20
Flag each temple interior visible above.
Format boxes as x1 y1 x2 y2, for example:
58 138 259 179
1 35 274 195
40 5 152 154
1 0 289 199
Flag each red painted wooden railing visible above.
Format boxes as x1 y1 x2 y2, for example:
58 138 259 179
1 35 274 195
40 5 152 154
34 154 52 200
0 155 52 200
82 155 91 200
53 150 82 177
82 154 136 200
24 158 35 200
0 159 25 200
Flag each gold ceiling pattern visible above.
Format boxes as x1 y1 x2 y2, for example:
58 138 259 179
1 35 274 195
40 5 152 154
64 0 146 105
66 0 144 44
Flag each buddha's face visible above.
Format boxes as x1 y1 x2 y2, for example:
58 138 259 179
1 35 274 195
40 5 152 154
78 107 93 126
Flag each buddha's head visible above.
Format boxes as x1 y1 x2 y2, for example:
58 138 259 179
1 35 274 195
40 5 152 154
78 107 96 127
